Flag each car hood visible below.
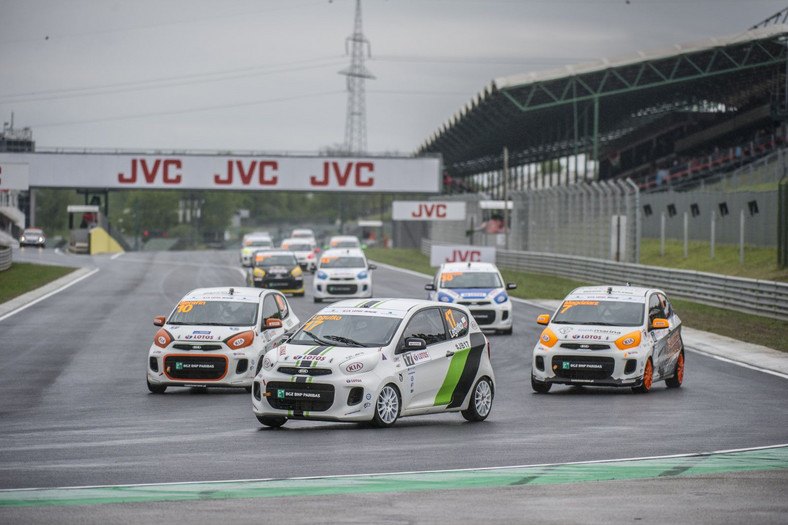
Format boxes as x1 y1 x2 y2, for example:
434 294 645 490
259 265 295 274
164 324 255 343
264 343 383 374
443 287 499 300
550 324 638 342
322 268 364 278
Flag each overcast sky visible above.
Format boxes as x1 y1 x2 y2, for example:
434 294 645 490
1 0 787 155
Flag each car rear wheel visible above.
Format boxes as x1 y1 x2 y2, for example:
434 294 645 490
372 384 400 427
531 373 551 393
147 379 167 394
462 377 493 421
256 416 286 428
633 358 653 393
665 351 685 389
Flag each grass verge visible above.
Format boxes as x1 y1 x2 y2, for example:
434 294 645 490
0 263 77 304
365 247 788 353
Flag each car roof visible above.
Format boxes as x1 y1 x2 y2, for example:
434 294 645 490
253 249 296 258
317 298 455 318
24 227 43 232
329 235 359 241
180 286 269 303
563 285 660 302
440 262 500 273
281 237 314 246
321 248 366 258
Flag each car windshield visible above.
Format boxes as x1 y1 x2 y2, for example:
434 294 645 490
248 239 272 248
284 243 312 251
440 271 502 289
289 314 402 347
320 256 366 269
551 300 644 326
167 300 258 326
255 254 297 267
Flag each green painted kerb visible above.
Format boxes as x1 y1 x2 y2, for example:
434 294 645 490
1 446 786 508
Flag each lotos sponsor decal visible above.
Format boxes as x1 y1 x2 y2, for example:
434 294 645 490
345 361 364 373
410 350 430 363
572 334 602 340
294 355 326 361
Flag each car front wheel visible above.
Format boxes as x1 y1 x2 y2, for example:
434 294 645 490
633 358 654 393
462 377 493 421
147 379 167 394
531 373 551 393
372 384 400 428
256 416 286 428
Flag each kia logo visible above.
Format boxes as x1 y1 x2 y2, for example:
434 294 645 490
345 362 363 373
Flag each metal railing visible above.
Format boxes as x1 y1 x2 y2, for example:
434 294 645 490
0 245 11 272
422 239 788 321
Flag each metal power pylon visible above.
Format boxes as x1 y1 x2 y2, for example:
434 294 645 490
339 0 375 154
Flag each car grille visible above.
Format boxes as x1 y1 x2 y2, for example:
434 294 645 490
559 343 612 350
327 284 358 295
551 355 614 380
265 381 334 412
172 343 223 351
469 309 496 325
458 301 492 306
277 366 333 376
164 355 227 380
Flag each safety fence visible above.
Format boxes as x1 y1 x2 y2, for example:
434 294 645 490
0 245 11 272
422 239 788 321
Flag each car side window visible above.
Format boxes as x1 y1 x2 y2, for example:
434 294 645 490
657 293 672 318
442 307 469 339
648 294 666 324
262 294 281 322
402 308 447 346
274 293 289 319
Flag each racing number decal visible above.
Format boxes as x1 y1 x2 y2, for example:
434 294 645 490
445 309 457 329
559 300 598 314
303 314 343 332
176 300 205 313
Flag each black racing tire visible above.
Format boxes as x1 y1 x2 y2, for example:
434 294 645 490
313 297 322 303
256 416 286 428
499 327 513 335
531 373 551 393
665 350 685 389
461 377 494 422
633 358 654 393
371 384 401 428
147 379 167 394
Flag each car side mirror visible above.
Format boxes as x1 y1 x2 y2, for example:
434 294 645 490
368 263 377 270
506 282 517 290
425 283 436 291
153 316 166 327
264 318 283 330
650 318 669 330
398 337 427 353
536 314 550 325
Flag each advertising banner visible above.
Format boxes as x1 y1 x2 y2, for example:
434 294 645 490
392 201 466 221
430 244 496 266
0 153 441 193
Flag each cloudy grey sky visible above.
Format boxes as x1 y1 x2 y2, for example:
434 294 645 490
1 0 786 155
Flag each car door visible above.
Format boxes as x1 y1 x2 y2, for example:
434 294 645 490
396 307 455 414
647 292 672 379
657 292 682 378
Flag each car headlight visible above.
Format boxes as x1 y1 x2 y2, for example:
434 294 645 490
538 327 558 348
224 330 255 350
615 331 642 350
316 271 328 280
291 266 303 277
437 292 454 303
254 268 266 278
153 328 173 348
494 291 508 304
357 270 368 279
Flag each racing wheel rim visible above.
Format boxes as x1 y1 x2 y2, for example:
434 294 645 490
376 385 399 425
473 379 492 417
642 359 653 391
675 353 684 383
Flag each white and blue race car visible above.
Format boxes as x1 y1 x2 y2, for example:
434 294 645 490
425 262 517 335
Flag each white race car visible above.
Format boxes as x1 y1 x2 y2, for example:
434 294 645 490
240 235 274 267
281 237 318 272
425 262 517 335
313 248 375 302
530 285 684 393
147 287 300 393
252 298 495 428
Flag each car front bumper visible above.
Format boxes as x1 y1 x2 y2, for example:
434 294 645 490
531 347 647 387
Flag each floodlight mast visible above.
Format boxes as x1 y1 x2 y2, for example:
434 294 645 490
338 0 375 155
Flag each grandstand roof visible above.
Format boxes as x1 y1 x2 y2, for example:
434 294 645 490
417 25 788 179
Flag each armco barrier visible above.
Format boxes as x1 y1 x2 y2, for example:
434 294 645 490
0 245 11 272
422 239 788 321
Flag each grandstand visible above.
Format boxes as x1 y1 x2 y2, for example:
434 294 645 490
416 18 788 198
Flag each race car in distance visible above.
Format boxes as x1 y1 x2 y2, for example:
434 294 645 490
327 235 363 250
240 234 273 266
530 285 684 394
147 287 299 394
425 262 516 335
252 298 495 428
19 227 46 247
313 248 375 302
247 250 304 296
281 237 318 272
